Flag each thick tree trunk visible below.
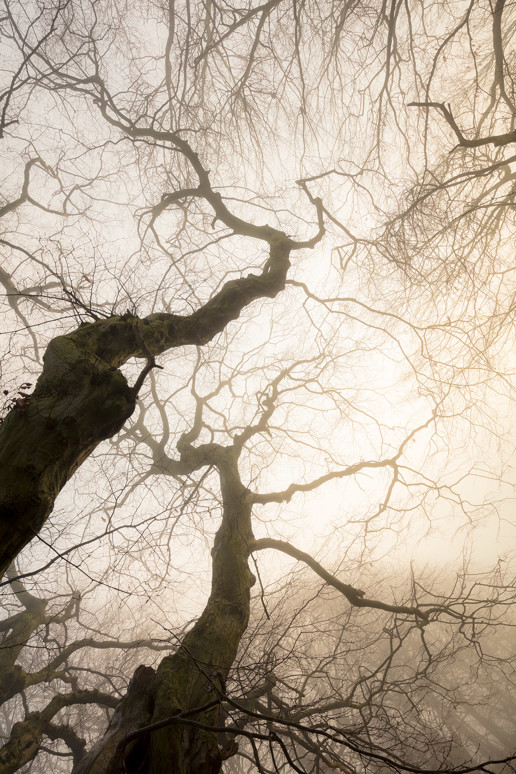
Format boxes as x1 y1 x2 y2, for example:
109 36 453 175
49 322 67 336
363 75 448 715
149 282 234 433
0 326 136 577
148 456 255 774
72 451 255 774
71 666 157 774
0 232 292 576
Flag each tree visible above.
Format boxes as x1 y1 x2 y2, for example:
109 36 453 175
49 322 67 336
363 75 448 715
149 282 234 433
2 557 515 774
0 1 515 773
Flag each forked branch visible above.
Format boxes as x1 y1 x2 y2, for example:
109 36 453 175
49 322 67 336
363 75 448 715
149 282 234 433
409 101 516 148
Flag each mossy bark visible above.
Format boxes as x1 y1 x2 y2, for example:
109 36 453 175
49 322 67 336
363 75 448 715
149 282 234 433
148 455 255 774
72 666 157 774
72 451 255 774
0 328 136 576
0 232 291 577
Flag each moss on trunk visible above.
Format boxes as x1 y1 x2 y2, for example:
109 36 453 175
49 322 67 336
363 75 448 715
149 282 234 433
0 230 293 576
71 452 255 774
0 328 137 575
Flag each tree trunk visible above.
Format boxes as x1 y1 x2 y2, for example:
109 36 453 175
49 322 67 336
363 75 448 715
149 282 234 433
72 451 255 774
0 322 137 576
0 231 292 577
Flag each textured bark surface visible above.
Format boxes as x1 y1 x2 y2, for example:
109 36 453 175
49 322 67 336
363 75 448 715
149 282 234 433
71 451 255 774
148 454 254 774
0 230 292 576
0 690 118 774
72 666 157 774
0 327 136 576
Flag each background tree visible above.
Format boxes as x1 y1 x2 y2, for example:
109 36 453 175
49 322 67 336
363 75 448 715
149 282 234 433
0 0 515 773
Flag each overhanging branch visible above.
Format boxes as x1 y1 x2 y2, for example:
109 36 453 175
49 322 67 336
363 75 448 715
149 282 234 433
409 101 516 148
251 537 429 622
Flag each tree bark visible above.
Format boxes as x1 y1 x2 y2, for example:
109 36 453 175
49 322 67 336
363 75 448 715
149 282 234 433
72 450 255 774
0 690 118 774
0 230 292 576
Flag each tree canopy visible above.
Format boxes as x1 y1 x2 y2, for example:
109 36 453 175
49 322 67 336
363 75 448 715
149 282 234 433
0 1 515 773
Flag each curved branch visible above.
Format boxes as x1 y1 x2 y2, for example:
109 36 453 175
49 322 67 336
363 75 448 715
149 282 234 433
1 636 169 704
0 690 118 774
251 415 435 505
44 722 86 766
251 457 397 505
252 538 429 621
409 102 516 148
492 0 516 115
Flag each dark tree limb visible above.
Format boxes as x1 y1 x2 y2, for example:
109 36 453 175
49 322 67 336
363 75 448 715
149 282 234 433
409 101 516 148
0 690 118 774
0 159 323 575
251 537 430 622
44 722 87 766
